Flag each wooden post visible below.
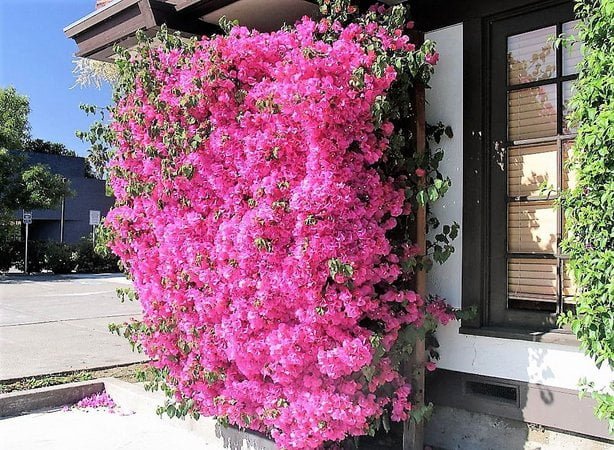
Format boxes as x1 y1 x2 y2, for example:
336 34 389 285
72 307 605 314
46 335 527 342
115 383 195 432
403 80 427 450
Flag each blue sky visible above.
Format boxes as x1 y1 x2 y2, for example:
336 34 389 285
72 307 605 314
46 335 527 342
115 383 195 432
0 0 112 156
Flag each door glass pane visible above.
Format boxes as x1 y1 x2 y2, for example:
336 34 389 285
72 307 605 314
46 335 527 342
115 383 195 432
508 26 557 85
508 84 558 141
562 80 576 134
508 200 558 253
562 260 577 303
562 140 576 190
508 257 558 302
508 143 558 198
562 20 582 76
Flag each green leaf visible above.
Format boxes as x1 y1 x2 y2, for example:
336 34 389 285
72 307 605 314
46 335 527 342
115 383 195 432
416 190 427 206
328 258 354 279
382 412 391 433
167 404 176 418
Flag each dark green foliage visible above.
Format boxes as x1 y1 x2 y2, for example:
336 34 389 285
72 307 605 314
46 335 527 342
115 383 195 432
2 238 120 274
0 144 72 273
44 242 76 274
0 240 17 272
74 237 119 273
19 164 72 210
13 240 47 273
0 149 72 240
559 0 614 432
25 138 76 157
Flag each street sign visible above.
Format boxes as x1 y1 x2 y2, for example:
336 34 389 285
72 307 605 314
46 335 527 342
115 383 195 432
89 210 101 226
22 211 32 225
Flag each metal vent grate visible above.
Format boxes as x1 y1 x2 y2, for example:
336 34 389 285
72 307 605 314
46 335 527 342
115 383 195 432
466 380 519 404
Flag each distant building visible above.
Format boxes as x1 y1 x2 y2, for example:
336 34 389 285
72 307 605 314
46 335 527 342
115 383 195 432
13 152 114 244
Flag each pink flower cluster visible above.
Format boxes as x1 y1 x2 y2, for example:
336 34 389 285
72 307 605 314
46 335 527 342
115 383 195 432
74 392 116 411
107 16 450 449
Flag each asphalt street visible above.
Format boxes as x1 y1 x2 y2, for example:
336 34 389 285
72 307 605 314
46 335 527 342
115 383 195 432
0 273 145 380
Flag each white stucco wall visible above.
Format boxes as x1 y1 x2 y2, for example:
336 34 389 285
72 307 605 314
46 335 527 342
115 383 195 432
424 24 612 391
424 25 464 310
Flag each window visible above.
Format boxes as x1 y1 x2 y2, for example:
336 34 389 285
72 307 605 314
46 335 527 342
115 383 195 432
462 1 581 332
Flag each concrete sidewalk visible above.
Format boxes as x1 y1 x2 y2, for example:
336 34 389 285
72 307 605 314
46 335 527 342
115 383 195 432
0 408 212 450
0 378 273 450
0 273 146 380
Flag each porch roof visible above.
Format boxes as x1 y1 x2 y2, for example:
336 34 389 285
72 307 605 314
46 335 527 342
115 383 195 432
65 0 553 62
64 0 321 61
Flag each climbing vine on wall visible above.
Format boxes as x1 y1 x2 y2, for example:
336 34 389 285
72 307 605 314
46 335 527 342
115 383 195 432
560 0 614 433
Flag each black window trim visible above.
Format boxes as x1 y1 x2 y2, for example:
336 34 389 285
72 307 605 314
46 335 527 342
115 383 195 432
460 0 580 344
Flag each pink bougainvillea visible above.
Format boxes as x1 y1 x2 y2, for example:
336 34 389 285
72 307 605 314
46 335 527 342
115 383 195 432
106 7 452 449
68 392 116 412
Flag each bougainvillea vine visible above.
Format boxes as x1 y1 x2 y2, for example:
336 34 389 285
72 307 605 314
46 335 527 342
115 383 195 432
104 2 455 448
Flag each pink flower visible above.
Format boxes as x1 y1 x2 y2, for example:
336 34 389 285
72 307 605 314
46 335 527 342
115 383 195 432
426 297 455 325
381 121 394 136
73 392 116 411
425 52 440 65
415 168 426 177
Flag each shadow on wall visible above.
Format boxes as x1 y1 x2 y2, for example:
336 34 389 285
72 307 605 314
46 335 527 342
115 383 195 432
425 331 612 449
527 347 555 405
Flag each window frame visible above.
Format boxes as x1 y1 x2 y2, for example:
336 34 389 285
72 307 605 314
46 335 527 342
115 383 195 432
461 0 578 336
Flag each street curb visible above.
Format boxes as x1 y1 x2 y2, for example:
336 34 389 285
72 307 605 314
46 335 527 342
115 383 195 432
0 379 105 418
0 361 149 385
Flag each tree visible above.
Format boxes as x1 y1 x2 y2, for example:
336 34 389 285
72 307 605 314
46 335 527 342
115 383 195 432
0 149 71 221
0 86 31 149
0 148 71 269
25 138 77 157
1 86 77 157
0 86 73 233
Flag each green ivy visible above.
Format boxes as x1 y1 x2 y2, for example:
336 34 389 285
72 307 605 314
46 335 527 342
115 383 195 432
559 0 614 433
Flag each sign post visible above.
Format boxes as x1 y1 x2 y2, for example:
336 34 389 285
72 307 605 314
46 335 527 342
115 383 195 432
60 177 67 243
89 210 101 248
22 211 32 274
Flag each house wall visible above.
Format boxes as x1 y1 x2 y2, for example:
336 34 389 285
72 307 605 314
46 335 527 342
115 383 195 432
423 24 613 445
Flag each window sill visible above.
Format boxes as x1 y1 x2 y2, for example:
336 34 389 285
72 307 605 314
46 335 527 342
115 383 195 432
459 326 579 346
